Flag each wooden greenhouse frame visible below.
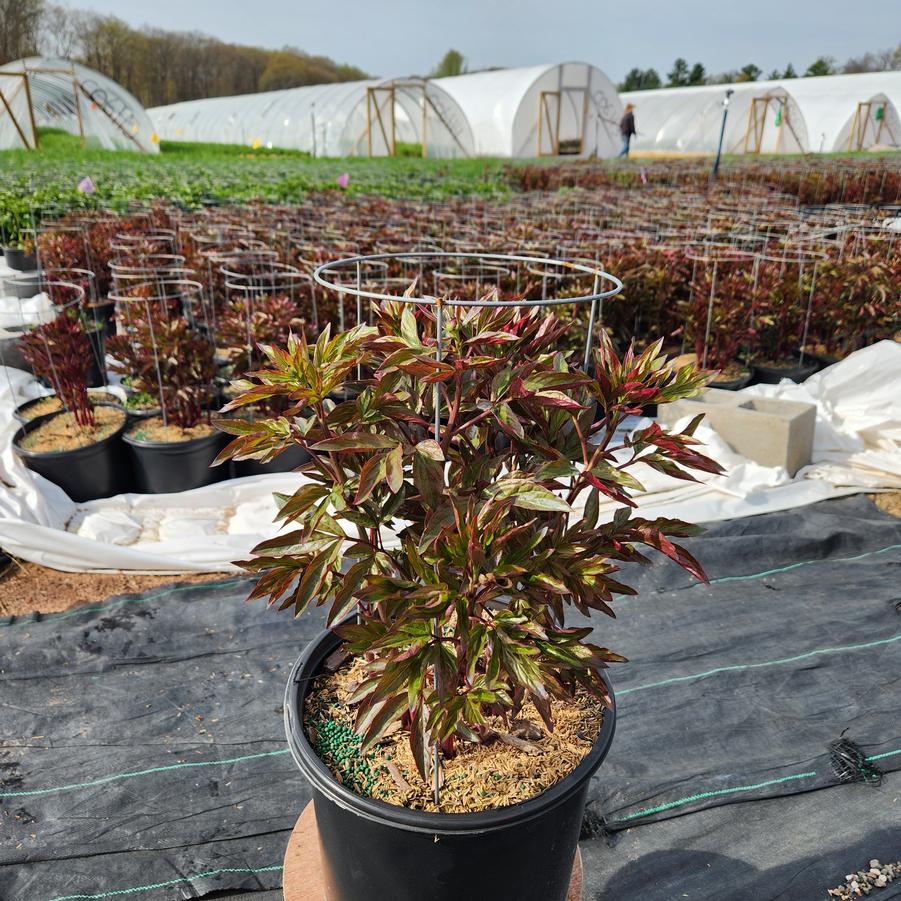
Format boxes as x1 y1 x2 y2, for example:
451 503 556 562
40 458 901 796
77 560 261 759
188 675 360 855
361 80 471 158
0 61 150 152
538 87 589 157
846 100 897 151
741 94 804 155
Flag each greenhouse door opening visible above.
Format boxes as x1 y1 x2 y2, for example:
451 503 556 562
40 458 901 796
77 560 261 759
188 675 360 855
741 95 802 155
846 101 897 151
365 86 396 156
538 88 587 156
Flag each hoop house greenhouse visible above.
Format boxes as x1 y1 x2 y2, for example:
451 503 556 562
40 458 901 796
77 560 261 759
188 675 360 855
434 62 624 157
621 81 809 155
780 72 901 152
149 78 475 158
0 57 159 153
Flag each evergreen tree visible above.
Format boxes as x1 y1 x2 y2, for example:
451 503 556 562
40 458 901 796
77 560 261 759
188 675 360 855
642 68 662 89
667 57 690 87
804 56 835 77
620 68 661 91
430 49 466 78
688 62 706 85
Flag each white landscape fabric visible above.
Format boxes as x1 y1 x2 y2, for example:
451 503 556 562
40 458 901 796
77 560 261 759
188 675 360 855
0 341 897 573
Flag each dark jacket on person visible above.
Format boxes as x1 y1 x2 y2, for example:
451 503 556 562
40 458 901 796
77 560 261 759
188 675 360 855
620 111 636 137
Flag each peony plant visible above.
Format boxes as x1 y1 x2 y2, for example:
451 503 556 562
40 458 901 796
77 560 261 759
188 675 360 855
217 301 722 783
20 308 96 428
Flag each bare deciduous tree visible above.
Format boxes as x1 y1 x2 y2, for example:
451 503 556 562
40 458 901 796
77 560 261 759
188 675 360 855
0 0 44 63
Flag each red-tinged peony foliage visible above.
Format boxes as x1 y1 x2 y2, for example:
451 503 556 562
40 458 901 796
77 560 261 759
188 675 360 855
215 294 306 373
216 303 722 781
20 310 96 428
107 311 217 429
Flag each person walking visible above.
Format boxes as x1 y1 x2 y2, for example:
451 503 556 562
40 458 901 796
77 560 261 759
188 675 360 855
619 103 636 158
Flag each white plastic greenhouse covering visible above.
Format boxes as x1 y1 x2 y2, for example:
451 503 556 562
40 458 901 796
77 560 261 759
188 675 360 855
783 72 901 152
622 71 901 156
149 78 476 158
0 57 159 153
434 62 624 158
622 81 808 155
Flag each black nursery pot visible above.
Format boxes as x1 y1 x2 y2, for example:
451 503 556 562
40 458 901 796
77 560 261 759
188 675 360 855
13 410 131 502
86 328 106 388
3 247 37 272
803 351 838 371
232 443 310 478
709 373 752 391
285 628 616 901
124 427 228 494
750 354 820 385
2 272 42 298
85 301 117 338
0 327 33 374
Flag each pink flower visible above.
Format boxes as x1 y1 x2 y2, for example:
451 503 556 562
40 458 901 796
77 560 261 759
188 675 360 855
336 172 350 189
77 176 96 195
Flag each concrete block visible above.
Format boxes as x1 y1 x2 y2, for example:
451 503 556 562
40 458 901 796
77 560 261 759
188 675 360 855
658 388 816 476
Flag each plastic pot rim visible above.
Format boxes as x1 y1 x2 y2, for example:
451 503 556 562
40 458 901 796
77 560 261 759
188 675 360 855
13 394 123 424
13 407 127 459
123 425 223 451
284 625 616 836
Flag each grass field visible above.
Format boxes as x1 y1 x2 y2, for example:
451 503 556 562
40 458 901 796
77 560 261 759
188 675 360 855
0 130 513 244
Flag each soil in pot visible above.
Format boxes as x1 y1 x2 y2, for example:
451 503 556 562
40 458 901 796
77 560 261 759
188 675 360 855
13 406 131 502
127 417 216 443
709 360 752 391
17 405 124 453
124 416 227 494
306 656 604 813
14 391 120 423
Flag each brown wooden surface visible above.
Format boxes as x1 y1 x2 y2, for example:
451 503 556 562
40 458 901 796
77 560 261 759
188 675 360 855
283 800 583 900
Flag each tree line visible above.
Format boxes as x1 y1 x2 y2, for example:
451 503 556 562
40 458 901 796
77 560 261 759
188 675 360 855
620 42 901 91
0 0 367 108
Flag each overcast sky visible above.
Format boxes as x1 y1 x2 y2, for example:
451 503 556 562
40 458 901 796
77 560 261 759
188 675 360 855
75 0 899 81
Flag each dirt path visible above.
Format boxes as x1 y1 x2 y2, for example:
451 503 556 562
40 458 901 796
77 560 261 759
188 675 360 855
0 561 233 617
872 491 901 518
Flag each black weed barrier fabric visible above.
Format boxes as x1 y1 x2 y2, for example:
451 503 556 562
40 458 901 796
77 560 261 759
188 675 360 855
1 495 900 901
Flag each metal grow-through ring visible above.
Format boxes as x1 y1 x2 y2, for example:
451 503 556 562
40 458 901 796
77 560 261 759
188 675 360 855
313 251 623 308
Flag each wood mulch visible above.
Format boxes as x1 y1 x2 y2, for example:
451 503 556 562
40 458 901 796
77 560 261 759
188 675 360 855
871 491 901 518
0 558 231 617
305 655 604 814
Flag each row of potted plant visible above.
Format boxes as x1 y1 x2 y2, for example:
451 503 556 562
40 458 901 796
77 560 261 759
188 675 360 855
507 157 901 207
9 182 895 503
12 298 228 500
28 196 897 370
